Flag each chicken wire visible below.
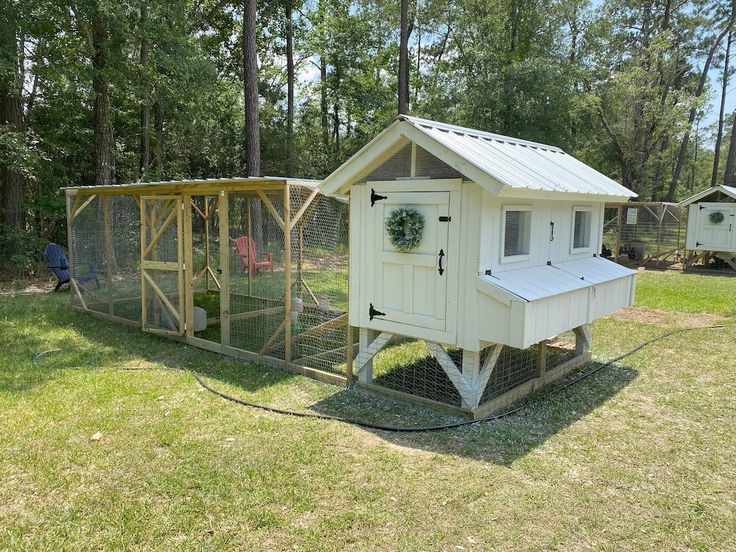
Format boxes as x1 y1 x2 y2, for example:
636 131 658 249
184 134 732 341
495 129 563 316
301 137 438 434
368 333 582 409
70 194 141 322
603 203 685 265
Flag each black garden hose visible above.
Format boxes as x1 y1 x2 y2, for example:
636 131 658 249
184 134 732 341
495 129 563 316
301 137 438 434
193 324 727 433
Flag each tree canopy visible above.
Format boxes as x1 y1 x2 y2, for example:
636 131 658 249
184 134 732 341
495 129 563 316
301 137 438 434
0 0 734 270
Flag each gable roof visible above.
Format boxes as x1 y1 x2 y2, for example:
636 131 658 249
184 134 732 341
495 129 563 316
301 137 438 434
678 185 736 207
320 115 637 200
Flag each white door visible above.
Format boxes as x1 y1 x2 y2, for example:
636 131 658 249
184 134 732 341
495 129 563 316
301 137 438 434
367 188 454 332
695 203 736 251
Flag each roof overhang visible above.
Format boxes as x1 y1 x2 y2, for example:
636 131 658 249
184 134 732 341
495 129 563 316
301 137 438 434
678 185 736 207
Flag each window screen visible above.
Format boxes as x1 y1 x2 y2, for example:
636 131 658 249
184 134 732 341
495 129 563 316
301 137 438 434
573 209 592 249
504 210 531 257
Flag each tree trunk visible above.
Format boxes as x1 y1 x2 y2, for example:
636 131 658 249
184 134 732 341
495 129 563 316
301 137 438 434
92 9 113 185
667 22 732 200
139 4 150 177
285 0 294 175
0 3 25 230
320 59 328 148
153 94 165 178
724 111 736 186
333 58 341 156
712 32 732 187
398 0 410 114
243 0 263 248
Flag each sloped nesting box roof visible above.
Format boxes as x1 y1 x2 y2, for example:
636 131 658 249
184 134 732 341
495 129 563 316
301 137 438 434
678 185 736 206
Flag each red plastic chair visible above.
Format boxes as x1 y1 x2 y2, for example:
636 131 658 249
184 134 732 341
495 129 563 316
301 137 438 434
235 236 273 276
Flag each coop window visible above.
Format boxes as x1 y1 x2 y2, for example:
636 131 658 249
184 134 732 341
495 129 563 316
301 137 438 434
572 207 592 251
502 206 532 260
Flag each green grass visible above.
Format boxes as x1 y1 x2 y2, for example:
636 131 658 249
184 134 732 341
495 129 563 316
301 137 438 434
634 270 736 316
1 270 735 550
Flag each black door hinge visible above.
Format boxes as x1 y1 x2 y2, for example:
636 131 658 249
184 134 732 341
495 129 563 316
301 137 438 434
696 241 702 247
438 216 451 222
370 188 387 207
699 205 705 210
369 303 385 321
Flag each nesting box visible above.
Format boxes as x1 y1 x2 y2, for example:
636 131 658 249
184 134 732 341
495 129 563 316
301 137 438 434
321 116 638 416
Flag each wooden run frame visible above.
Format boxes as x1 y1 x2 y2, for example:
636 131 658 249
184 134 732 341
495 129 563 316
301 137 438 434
64 177 354 389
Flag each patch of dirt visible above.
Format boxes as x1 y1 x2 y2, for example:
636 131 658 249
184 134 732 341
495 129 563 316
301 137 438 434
611 306 727 328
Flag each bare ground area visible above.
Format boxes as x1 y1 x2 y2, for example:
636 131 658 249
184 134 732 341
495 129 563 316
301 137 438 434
611 306 727 327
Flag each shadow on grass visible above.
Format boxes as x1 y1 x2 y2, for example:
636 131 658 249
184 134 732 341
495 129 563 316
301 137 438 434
307 361 639 465
3 290 638 465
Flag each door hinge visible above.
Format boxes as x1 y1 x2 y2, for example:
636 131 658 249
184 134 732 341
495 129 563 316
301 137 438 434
184 322 187 330
699 205 705 210
696 241 702 247
369 303 385 321
438 216 451 222
370 188 387 207
182 262 186 270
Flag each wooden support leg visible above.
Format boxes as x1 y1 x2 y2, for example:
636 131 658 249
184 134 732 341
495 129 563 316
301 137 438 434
538 340 548 377
461 350 481 410
573 325 591 356
356 328 385 384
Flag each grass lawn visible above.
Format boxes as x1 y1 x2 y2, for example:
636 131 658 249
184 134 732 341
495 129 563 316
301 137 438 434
1 270 735 550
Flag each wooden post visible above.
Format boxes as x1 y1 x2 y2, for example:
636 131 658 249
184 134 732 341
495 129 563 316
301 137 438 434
357 327 379 384
615 205 622 262
66 192 76 303
219 191 230 346
461 349 481 409
284 183 293 365
139 197 148 329
538 340 548 377
246 198 252 296
204 197 210 292
102 196 113 316
183 194 194 337
297 220 304 300
574 325 591 356
655 204 663 263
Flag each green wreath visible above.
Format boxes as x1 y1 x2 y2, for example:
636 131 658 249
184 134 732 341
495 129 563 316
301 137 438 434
709 211 725 224
385 208 425 252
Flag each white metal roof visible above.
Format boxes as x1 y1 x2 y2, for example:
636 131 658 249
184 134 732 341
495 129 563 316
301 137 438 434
553 257 635 284
478 257 635 302
678 185 736 207
321 116 637 200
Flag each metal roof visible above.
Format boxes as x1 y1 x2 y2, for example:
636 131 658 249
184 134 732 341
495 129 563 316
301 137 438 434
678 185 736 207
478 256 635 302
401 116 636 198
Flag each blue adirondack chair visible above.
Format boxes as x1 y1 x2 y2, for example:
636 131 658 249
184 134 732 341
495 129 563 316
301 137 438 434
44 243 99 292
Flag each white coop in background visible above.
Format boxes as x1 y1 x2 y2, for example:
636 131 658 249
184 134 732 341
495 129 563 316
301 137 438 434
679 185 736 271
321 116 638 418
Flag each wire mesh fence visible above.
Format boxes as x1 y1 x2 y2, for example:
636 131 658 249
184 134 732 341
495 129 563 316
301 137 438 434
368 333 582 409
603 203 686 265
70 194 142 322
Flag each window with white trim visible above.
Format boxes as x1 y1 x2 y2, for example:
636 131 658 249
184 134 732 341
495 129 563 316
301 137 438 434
502 206 532 259
572 207 592 250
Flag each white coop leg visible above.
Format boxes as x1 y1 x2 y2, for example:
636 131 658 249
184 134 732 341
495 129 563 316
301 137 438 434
461 350 481 410
356 329 391 384
426 342 473 408
573 324 592 356
474 343 503 408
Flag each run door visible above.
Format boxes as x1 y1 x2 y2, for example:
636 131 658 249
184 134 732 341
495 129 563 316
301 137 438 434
367 181 459 335
140 196 185 335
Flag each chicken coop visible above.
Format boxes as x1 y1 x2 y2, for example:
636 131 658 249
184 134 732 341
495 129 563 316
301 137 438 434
679 185 736 271
320 116 637 418
64 177 352 383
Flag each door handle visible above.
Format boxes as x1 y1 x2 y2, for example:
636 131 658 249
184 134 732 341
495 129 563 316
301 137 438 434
438 249 445 275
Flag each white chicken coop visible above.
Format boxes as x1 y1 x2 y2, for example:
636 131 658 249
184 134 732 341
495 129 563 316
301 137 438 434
321 116 638 417
679 185 736 271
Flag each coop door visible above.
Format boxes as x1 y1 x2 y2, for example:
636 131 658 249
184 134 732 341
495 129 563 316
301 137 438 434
695 203 736 251
368 187 454 332
140 196 185 335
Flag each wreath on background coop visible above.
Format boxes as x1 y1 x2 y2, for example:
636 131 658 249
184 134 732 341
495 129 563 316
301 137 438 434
386 208 425 252
709 211 725 224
